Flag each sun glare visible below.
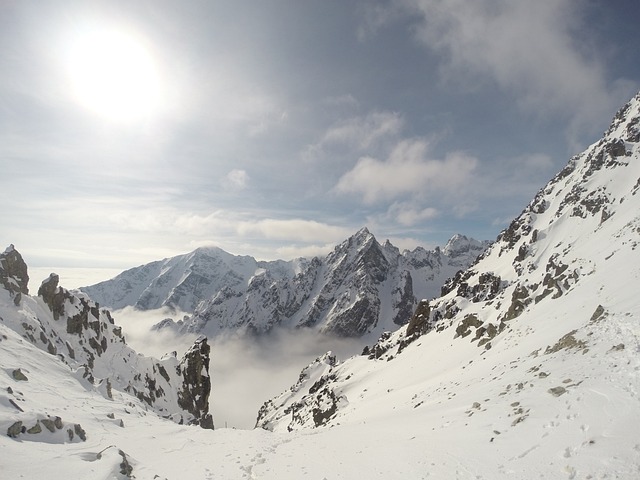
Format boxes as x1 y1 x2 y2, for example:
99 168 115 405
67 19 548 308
65 28 161 122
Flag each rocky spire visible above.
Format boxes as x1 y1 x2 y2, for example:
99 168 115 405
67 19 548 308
0 244 29 305
177 336 214 429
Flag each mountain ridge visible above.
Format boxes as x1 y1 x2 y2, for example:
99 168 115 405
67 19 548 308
81 228 490 339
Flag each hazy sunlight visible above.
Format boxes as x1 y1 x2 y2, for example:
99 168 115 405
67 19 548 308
65 27 161 122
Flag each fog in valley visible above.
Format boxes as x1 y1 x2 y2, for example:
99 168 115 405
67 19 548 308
112 307 364 429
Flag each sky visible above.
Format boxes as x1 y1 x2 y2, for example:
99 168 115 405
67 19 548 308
2 0 639 284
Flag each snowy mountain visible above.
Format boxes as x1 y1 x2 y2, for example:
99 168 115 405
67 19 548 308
254 94 640 473
0 245 213 431
82 229 489 339
3 93 640 479
80 246 302 313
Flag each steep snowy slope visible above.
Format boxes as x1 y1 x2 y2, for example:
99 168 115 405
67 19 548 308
0 246 213 429
254 93 640 475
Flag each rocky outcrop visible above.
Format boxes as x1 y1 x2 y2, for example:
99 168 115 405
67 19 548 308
0 245 29 304
255 352 339 431
177 337 214 429
1 246 214 430
38 273 70 321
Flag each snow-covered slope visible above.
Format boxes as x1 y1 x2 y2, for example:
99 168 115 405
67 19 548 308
83 230 488 339
254 93 640 475
80 246 288 312
0 246 213 430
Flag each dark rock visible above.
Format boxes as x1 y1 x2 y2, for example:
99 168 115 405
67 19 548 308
38 274 69 321
324 296 380 337
545 330 588 354
0 245 29 296
7 421 23 438
605 138 627 158
455 314 483 339
548 386 567 397
367 331 392 359
119 450 134 477
27 422 42 434
312 389 339 427
41 418 56 433
12 369 28 381
177 337 214 429
406 300 431 337
74 423 87 441
391 271 416 326
503 285 531 321
589 305 607 323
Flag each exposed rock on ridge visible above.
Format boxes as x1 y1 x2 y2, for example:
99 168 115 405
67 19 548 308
83 228 489 339
0 246 214 429
0 244 29 304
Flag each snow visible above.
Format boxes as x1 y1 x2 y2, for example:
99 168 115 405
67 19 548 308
2 294 639 479
2 92 640 479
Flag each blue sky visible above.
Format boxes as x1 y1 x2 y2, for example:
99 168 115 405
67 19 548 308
2 0 639 276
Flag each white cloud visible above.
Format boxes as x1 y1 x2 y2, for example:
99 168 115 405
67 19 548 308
322 111 404 150
223 169 249 190
397 0 633 143
334 138 478 204
303 111 404 162
356 2 406 42
274 243 337 260
237 219 352 244
323 94 359 108
384 202 440 227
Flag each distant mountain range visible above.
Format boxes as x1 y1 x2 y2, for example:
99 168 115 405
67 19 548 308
81 230 490 339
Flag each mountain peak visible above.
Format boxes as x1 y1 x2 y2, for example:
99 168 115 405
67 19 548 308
352 226 373 242
605 91 640 142
443 234 485 258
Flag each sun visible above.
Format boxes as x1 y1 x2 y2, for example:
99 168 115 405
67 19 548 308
65 28 161 122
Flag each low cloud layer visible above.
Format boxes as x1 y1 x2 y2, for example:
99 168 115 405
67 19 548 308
111 307 364 429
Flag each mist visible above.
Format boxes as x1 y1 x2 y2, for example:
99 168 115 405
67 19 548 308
207 328 364 429
110 307 365 429
111 306 197 358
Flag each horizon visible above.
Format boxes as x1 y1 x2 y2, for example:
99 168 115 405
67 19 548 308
20 227 480 289
2 1 639 274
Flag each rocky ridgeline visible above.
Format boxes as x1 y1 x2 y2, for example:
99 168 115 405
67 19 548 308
87 229 488 339
0 247 213 431
254 91 640 431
